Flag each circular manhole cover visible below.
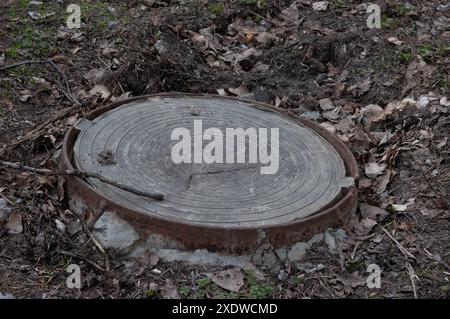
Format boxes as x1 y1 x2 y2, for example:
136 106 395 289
61 94 358 251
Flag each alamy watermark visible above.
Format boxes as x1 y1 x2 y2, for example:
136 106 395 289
171 120 280 175
64 3 381 29
366 4 381 29
366 264 382 289
66 264 81 289
66 4 81 29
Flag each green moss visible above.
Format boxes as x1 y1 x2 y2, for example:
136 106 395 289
399 48 413 64
4 10 59 60
146 288 157 299
292 275 305 285
208 3 225 16
418 44 433 58
195 276 213 298
397 3 417 16
437 75 449 91
179 285 190 297
249 283 274 299
332 0 348 9
5 46 19 59
80 0 117 31
7 0 28 18
381 15 395 29
437 45 450 58
196 277 211 288
244 269 275 299
0 81 15 100
440 284 450 293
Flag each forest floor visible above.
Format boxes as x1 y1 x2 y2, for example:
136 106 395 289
0 0 449 299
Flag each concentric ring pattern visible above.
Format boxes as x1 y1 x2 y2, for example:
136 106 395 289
73 96 347 228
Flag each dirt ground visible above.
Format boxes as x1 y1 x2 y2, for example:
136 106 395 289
0 0 449 299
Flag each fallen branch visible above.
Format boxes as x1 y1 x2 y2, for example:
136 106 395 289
0 60 43 72
0 160 164 201
0 58 81 105
46 59 82 106
0 192 13 205
382 227 416 260
65 209 110 272
1 58 83 151
6 105 79 149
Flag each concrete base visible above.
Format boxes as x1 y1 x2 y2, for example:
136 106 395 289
81 210 338 268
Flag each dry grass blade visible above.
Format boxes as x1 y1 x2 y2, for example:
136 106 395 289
382 227 416 260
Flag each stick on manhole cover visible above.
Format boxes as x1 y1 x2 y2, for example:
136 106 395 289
61 94 358 252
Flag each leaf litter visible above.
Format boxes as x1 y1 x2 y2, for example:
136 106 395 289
0 0 449 299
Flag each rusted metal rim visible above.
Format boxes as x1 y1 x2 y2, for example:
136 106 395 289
60 93 359 252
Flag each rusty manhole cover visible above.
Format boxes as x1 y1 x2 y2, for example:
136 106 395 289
61 94 358 252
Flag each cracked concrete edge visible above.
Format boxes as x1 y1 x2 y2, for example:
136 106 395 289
69 197 333 267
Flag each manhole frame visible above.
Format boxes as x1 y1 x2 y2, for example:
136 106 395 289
60 93 359 252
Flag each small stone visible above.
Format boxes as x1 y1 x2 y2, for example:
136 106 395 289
288 242 310 261
365 162 386 179
319 98 335 111
308 233 324 246
275 248 287 261
0 198 12 221
300 111 322 121
324 228 348 254
252 244 280 273
108 21 119 28
294 262 313 271
316 73 328 82
5 212 23 235
312 1 330 11
437 3 450 11
153 39 170 56
418 94 438 109
440 97 450 107
254 88 271 104
94 211 139 250
313 263 325 272
278 270 288 281
356 4 369 12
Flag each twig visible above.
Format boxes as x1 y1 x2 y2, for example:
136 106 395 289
350 241 361 261
6 105 79 149
0 60 43 71
0 160 165 201
45 60 82 106
382 227 416 260
318 7 348 19
423 248 450 272
0 193 13 205
2 58 84 151
64 209 110 272
0 58 81 106
58 249 105 272
248 10 273 25
406 262 419 299
333 233 346 272
87 201 106 231
81 215 110 272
